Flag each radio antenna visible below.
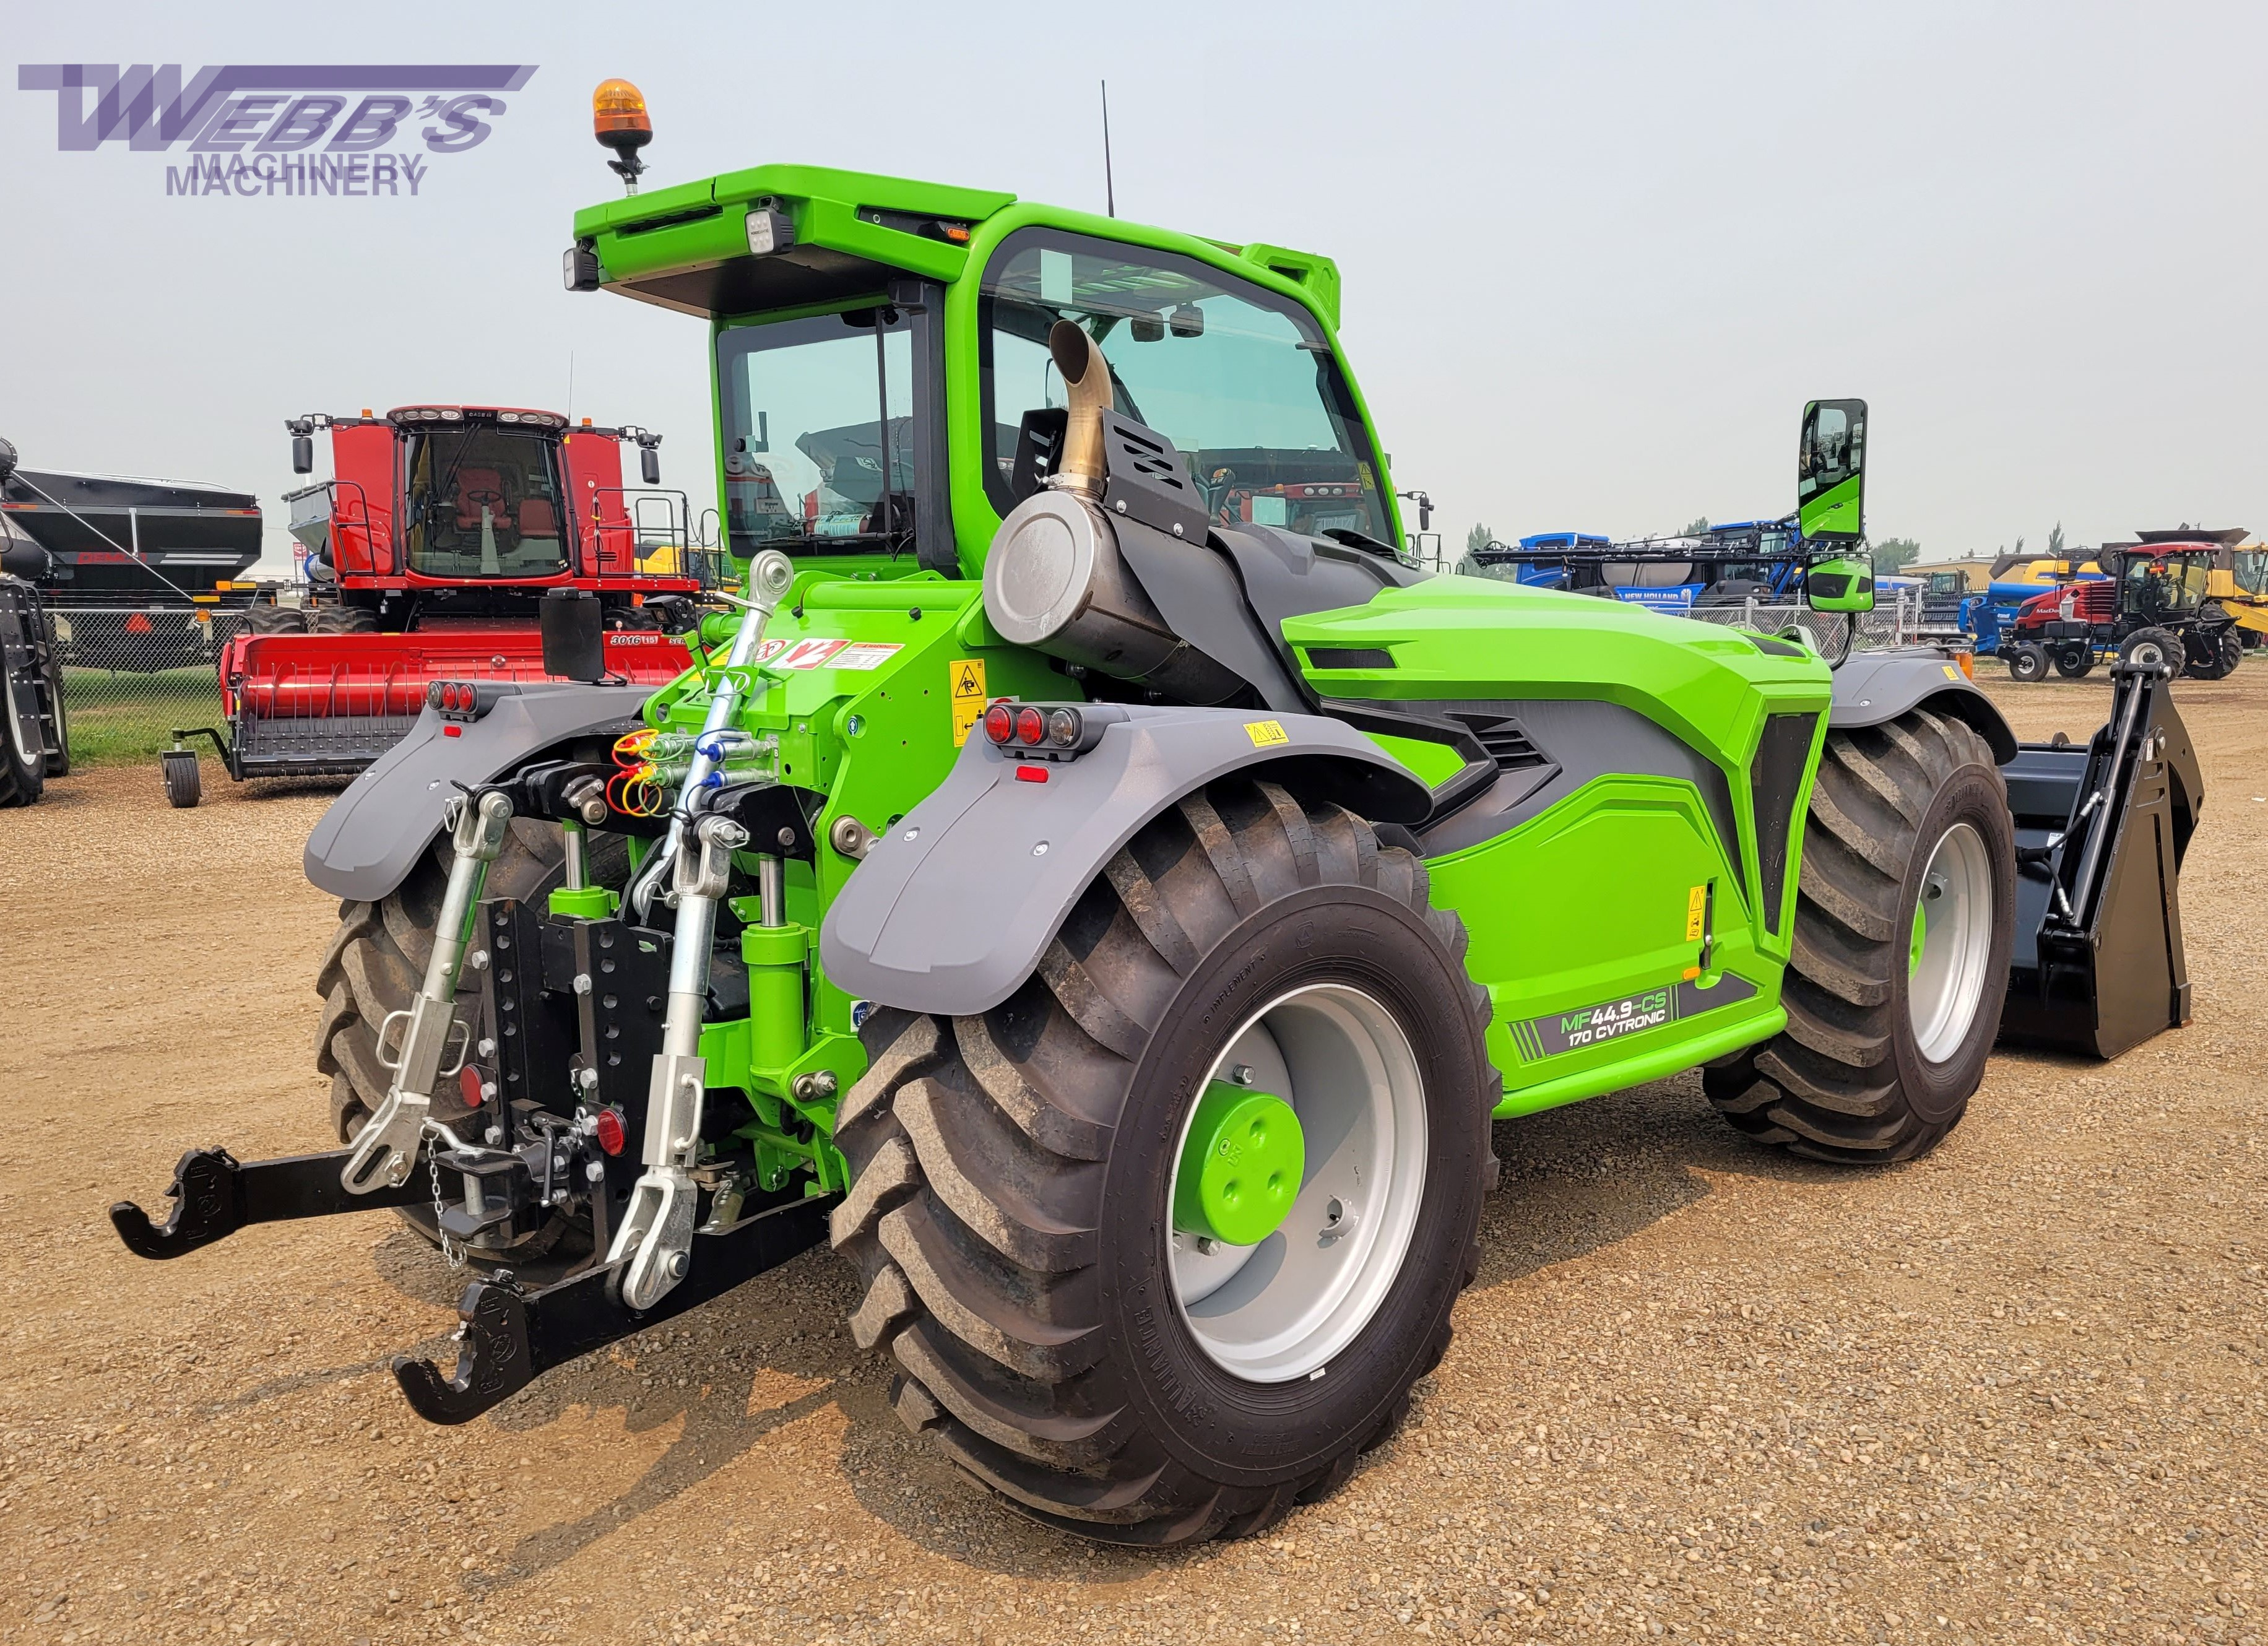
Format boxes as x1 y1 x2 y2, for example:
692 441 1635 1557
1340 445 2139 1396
1101 80 1116 218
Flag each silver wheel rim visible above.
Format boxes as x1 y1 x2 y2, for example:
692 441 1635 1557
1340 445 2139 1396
1908 821 1994 1063
2131 639 2165 666
1166 983 1427 1384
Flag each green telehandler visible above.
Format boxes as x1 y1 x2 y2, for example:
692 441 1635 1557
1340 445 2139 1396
112 90 2202 1546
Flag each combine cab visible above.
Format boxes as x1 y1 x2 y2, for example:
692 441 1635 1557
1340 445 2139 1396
169 405 712 803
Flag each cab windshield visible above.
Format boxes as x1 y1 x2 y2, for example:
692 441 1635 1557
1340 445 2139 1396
716 308 915 558
2124 553 2210 617
402 428 569 579
979 230 1393 542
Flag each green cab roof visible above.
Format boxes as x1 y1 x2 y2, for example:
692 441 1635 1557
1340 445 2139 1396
572 162 1341 329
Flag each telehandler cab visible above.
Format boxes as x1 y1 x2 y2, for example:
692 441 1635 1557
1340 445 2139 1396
113 86 2202 1546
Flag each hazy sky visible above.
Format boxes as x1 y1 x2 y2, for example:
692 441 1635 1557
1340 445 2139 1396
6 1 2262 574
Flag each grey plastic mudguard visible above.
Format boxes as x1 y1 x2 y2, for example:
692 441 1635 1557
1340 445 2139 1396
818 704 1431 1018
303 682 650 902
1829 649 2018 764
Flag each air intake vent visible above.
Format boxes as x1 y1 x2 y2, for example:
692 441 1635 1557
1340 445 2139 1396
1306 646 1394 670
1751 712 1819 937
1455 713 1551 773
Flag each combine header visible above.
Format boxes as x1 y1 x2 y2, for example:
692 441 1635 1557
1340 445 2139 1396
165 404 711 804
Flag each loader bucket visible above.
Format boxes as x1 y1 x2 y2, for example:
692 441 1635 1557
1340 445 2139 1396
1997 661 2202 1059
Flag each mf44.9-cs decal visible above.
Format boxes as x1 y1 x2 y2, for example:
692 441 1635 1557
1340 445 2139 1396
1507 972 1758 1062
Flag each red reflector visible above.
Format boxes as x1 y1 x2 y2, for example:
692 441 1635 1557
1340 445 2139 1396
594 1108 626 1156
459 1064 485 1108
1015 706 1046 745
982 701 1015 745
443 724 463 737
1015 764 1049 783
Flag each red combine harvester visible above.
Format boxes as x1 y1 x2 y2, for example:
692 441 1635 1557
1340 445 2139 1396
165 404 712 805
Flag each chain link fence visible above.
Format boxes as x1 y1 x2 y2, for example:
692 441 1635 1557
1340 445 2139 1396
1677 589 1948 657
44 600 258 768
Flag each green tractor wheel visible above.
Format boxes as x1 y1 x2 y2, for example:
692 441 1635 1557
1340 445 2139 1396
316 820 628 1271
1705 708 2015 1163
831 778 1499 1546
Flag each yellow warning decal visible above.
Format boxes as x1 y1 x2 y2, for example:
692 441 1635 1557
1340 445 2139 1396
1941 663 1962 680
949 658 988 747
1244 719 1290 748
1684 883 1708 942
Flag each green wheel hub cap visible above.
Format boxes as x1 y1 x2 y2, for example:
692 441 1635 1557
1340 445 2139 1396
1172 1081 1305 1248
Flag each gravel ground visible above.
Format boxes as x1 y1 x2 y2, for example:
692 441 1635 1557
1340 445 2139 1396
1 670 2262 1646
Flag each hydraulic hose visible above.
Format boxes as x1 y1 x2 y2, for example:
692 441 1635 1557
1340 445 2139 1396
627 548 795 922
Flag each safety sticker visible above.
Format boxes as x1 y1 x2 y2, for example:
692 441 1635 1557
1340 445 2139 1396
1506 972 1757 1062
950 657 989 746
1684 884 1708 942
831 643 902 671
756 637 849 670
1244 719 1290 748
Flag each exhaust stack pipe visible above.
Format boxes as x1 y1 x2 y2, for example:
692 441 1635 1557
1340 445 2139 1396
1049 320 1112 498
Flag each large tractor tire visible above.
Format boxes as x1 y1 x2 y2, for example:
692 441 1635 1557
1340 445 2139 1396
308 604 378 636
2185 631 2243 682
316 820 628 1263
243 602 308 636
832 778 1500 1546
0 666 44 807
2003 643 2049 683
2118 626 2185 672
1705 709 2014 1164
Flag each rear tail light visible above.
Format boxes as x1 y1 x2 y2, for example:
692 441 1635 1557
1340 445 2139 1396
982 700 1119 761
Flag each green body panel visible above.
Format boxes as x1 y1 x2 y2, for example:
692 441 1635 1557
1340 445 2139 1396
651 574 1063 1189
570 162 1839 1189
1285 578 1831 1117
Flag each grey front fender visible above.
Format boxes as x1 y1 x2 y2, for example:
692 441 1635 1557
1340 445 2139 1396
303 682 651 902
818 706 1430 1018
1830 649 2017 764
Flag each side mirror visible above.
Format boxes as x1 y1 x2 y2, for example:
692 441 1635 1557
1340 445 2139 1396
291 435 314 475
1796 398 1866 542
539 588 607 682
1806 557 1876 613
640 445 660 486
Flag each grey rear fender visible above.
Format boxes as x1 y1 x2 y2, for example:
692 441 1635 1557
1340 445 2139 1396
818 705 1430 1018
303 682 651 902
1829 649 2017 765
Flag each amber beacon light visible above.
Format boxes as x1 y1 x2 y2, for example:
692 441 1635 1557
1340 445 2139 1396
593 79 652 192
